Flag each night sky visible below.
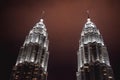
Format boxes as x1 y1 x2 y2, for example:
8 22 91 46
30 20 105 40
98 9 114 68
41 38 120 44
0 0 120 80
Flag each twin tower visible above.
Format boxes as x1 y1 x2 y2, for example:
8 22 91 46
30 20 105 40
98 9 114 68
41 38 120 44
10 17 114 80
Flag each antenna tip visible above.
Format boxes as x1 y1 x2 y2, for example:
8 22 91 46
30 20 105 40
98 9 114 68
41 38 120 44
42 10 45 14
87 10 89 13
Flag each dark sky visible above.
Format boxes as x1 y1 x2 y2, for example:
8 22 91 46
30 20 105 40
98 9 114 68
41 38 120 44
0 0 120 80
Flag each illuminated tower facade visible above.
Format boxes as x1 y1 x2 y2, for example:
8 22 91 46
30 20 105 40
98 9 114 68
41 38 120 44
10 19 49 80
76 17 114 80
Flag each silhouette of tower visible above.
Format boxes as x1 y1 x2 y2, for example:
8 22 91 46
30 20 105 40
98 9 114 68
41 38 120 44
10 18 49 80
76 16 114 80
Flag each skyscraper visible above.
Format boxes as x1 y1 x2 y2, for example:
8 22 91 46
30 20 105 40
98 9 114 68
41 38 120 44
10 18 49 80
76 17 114 80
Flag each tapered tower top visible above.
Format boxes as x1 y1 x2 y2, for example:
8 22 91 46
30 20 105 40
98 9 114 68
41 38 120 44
80 12 104 46
78 13 111 67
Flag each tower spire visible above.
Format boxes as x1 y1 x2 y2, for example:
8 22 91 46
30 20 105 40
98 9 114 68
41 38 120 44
41 10 45 19
87 10 90 18
86 10 91 22
39 11 45 26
